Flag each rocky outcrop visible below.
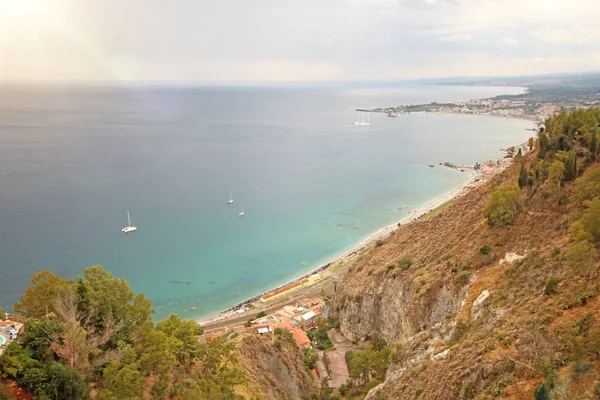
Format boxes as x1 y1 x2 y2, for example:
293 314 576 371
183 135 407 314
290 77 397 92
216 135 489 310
235 335 315 400
331 276 466 345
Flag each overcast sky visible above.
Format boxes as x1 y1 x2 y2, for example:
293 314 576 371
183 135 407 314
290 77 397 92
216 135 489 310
0 0 598 82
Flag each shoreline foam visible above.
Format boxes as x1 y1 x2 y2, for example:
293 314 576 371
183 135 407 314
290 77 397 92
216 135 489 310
197 168 477 326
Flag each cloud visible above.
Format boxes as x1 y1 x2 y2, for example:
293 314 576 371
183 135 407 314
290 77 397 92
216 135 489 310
440 34 472 42
0 0 599 82
533 27 600 44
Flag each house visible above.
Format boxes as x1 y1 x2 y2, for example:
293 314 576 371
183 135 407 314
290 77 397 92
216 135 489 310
257 327 271 335
271 320 293 332
291 328 311 348
297 310 318 330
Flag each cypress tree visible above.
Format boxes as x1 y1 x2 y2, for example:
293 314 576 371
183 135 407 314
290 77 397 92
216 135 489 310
538 131 548 159
518 162 527 188
591 132 598 161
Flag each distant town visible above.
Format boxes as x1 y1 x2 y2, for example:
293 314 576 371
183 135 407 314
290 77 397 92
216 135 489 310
361 72 600 123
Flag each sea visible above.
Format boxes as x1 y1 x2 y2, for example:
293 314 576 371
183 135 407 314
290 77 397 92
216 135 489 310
0 83 533 321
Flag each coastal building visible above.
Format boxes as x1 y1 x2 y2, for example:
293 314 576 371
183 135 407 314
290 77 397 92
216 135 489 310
291 328 311 348
257 327 271 335
272 320 293 332
297 310 319 330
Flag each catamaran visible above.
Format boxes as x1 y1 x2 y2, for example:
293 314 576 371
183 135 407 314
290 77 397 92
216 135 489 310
354 112 371 126
121 211 137 233
227 190 234 204
239 204 245 217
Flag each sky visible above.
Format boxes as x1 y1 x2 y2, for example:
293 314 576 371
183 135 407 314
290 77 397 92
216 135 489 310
0 0 598 83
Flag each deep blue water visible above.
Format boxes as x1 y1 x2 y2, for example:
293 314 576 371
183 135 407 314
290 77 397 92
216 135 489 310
0 84 532 320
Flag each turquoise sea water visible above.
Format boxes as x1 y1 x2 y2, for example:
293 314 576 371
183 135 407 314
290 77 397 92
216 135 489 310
0 84 532 320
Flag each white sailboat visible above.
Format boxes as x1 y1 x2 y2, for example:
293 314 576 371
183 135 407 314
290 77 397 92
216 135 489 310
354 112 371 126
227 190 234 204
121 211 137 233
238 204 245 217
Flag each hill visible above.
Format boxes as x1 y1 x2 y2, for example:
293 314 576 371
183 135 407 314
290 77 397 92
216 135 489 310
330 108 600 399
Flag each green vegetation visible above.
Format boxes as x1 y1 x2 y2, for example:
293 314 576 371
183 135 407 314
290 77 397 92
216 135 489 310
256 311 266 318
544 276 561 296
397 255 414 271
307 318 335 350
456 271 471 286
303 347 318 370
347 339 392 386
0 266 247 400
483 184 521 227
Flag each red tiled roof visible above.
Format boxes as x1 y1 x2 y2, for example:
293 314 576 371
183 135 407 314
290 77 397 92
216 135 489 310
291 328 310 347
272 320 293 332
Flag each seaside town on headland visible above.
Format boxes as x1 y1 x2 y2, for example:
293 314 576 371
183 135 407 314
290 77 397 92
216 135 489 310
360 74 600 123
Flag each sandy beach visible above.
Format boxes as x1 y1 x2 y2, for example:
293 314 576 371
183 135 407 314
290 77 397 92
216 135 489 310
197 168 478 329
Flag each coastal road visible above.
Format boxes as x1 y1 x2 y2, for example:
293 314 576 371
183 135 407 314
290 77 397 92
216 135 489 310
199 271 341 334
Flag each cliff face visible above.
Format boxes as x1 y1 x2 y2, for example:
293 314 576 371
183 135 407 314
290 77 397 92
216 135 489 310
330 174 493 346
331 159 600 399
235 334 316 400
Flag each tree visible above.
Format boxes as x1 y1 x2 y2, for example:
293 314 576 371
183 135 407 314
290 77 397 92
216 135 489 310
13 270 73 317
483 184 521 227
574 164 600 205
538 131 548 159
156 314 200 365
45 362 88 400
534 383 550 400
528 137 534 151
196 337 246 397
51 291 123 372
518 162 527 188
546 160 564 209
20 319 63 362
556 150 576 181
98 361 142 400
564 240 597 275
77 266 153 333
581 197 600 242
591 132 598 160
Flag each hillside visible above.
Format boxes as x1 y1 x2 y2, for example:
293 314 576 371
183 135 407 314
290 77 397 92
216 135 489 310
330 108 600 399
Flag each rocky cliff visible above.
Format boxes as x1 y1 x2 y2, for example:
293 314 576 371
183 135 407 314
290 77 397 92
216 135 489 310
235 334 316 399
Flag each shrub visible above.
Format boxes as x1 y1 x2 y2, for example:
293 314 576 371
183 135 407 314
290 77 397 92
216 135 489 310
456 271 471 286
544 276 561 296
386 264 395 273
479 246 492 256
303 348 318 370
398 255 414 270
375 239 384 247
256 311 266 318
449 321 469 344
572 361 594 377
534 383 551 400
463 381 477 399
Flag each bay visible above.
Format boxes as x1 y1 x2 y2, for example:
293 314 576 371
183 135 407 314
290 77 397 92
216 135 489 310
0 83 532 320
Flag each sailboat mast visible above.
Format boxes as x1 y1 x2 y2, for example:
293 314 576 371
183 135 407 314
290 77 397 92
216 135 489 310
127 211 131 227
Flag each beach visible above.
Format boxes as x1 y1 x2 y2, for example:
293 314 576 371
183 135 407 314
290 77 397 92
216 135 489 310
197 168 479 330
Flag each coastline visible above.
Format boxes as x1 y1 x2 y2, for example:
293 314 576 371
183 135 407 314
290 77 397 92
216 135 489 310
197 168 478 327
